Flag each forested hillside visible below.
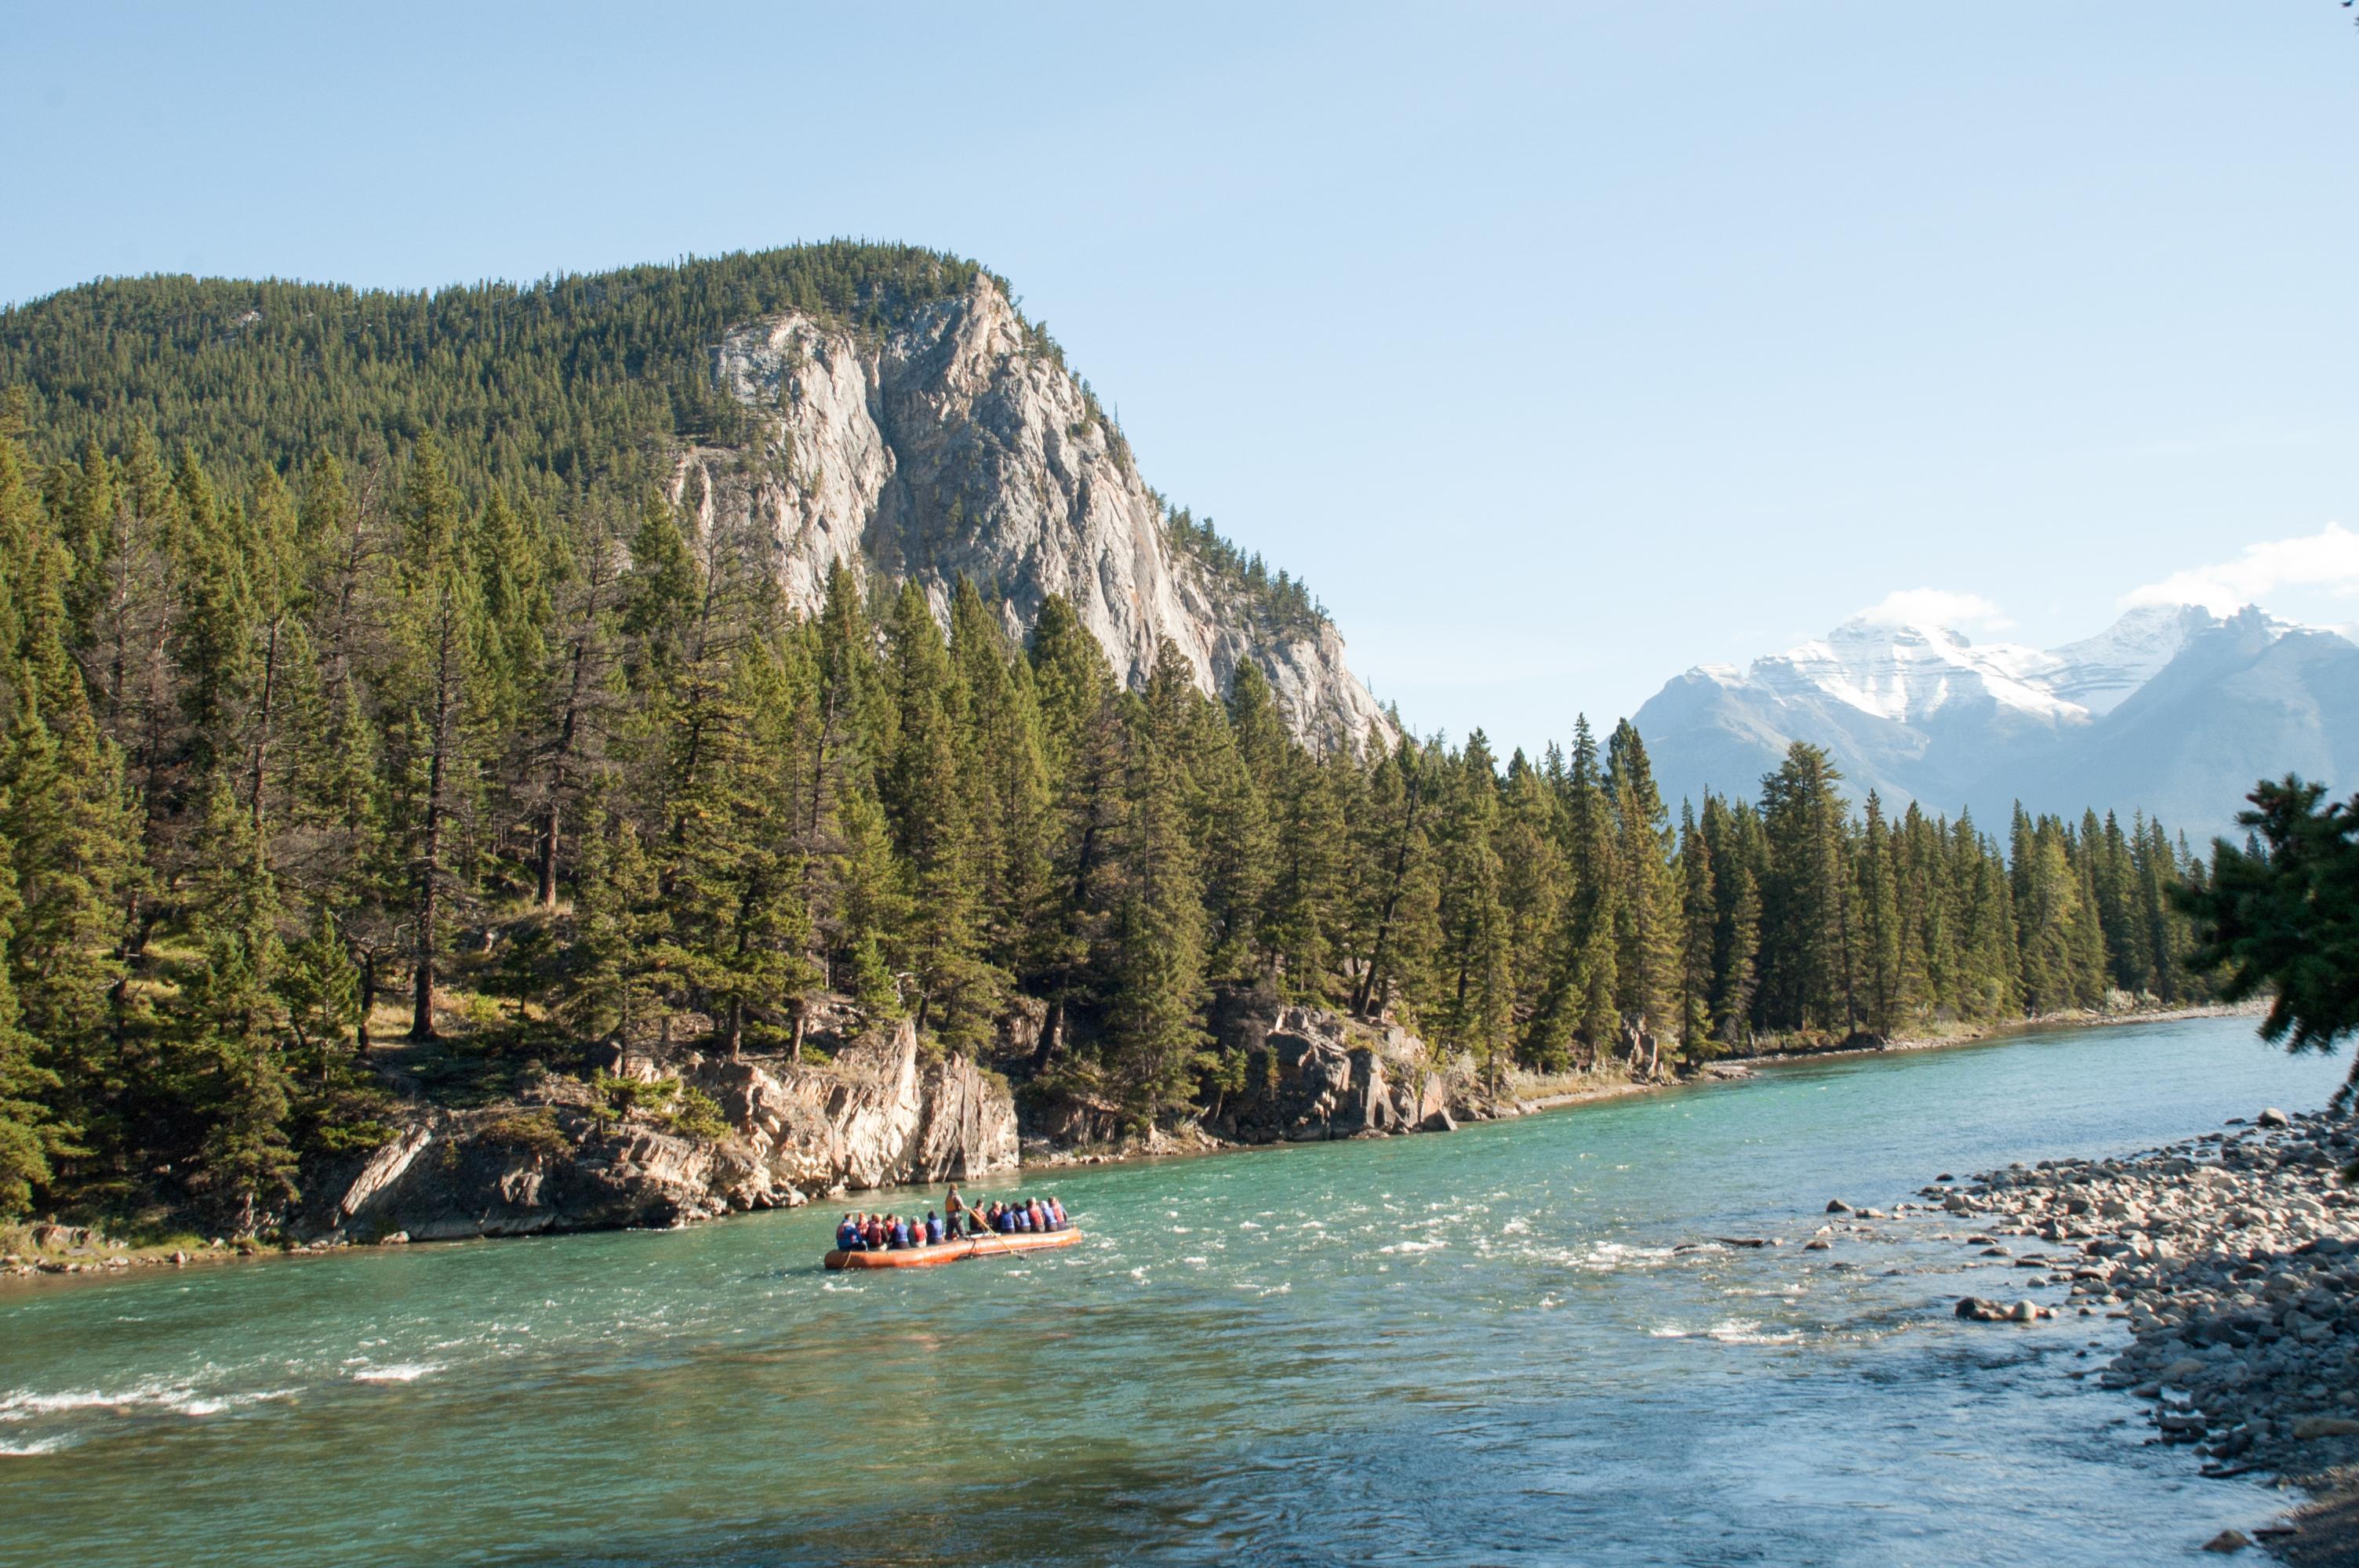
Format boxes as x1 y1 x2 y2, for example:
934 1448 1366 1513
0 243 1355 717
0 242 986 508
0 245 2225 1235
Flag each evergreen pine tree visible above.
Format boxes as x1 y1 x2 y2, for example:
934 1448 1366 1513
1100 681 1214 1127
181 777 298 1235
1675 800 1717 1053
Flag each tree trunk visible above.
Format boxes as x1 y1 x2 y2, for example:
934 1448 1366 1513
409 604 457 1044
1354 769 1423 1016
535 800 561 909
356 950 375 1055
1031 999 1065 1074
247 615 281 830
537 626 592 910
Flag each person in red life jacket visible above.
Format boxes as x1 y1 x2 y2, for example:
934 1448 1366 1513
1048 1196 1067 1230
1025 1199 1045 1232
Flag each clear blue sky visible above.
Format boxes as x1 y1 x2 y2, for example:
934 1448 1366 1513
5 4 2355 753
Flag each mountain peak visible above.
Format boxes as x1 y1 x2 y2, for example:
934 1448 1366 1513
693 273 1391 753
2042 603 2226 716
1637 594 2359 837
1743 618 2072 726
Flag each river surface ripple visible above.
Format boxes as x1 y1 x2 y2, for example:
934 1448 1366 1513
0 1015 2347 1567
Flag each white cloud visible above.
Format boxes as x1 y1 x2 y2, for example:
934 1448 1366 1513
1854 588 2013 631
2124 523 2359 615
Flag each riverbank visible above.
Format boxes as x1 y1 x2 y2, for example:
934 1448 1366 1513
1009 1004 2259 1188
1906 1105 2359 1561
0 1001 2270 1284
0 1221 366 1287
2 1012 2339 1567
1736 1000 2266 1067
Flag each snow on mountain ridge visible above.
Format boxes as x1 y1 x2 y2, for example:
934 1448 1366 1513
1724 603 2325 727
1635 599 2359 840
1744 618 2077 724
2041 604 2226 716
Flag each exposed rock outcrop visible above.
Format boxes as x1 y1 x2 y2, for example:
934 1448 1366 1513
1205 1006 1481 1145
678 272 1389 754
314 1022 1015 1243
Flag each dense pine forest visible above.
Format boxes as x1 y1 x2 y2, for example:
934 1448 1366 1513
0 246 2222 1233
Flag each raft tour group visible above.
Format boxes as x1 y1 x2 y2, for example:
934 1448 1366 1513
824 1185 1082 1270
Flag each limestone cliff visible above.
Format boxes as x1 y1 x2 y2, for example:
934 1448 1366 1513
1204 1005 1492 1144
311 1022 1015 1243
676 272 1389 753
1021 1001 1507 1155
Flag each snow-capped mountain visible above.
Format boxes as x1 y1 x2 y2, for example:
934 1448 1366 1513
1736 619 2077 724
2037 604 2223 716
1634 603 2355 837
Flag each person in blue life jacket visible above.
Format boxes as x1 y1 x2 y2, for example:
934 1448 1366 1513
993 1203 1013 1234
836 1214 862 1250
925 1211 943 1245
889 1215 910 1249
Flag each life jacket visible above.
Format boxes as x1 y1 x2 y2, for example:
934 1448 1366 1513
836 1223 857 1250
926 1217 943 1243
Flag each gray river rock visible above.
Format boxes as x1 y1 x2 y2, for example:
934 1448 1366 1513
1927 1109 2359 1483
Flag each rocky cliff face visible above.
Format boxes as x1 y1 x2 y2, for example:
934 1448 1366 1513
1016 1002 1507 1156
1206 1006 1467 1143
311 1022 1015 1243
677 273 1389 753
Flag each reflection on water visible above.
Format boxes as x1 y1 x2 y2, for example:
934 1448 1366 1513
0 1016 2343 1566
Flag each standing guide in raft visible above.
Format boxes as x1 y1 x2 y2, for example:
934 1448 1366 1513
824 1190 1081 1269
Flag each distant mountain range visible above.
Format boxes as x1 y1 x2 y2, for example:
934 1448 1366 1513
1632 603 2359 838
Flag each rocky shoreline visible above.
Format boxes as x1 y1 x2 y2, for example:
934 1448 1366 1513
0 1001 2261 1283
1739 1000 2264 1068
1914 1107 2359 1558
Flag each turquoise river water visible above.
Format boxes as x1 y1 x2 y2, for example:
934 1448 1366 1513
1 1015 2349 1567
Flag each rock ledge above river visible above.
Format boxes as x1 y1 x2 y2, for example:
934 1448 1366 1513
309 1020 1016 1243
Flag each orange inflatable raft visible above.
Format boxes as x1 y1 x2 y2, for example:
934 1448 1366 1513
824 1229 1084 1270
